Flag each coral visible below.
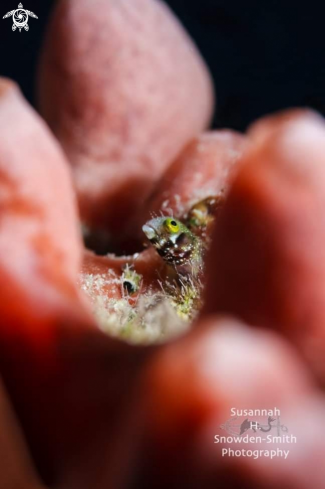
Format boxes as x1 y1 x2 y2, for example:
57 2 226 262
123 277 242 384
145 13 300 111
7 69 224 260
80 269 191 344
79 197 214 344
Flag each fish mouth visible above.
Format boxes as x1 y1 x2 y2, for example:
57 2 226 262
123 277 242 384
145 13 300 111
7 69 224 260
142 224 156 241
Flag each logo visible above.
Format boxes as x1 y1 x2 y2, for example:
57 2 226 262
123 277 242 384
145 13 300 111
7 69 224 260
220 414 288 437
3 3 38 32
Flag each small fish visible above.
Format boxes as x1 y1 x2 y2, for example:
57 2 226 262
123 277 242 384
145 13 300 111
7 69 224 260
122 265 142 295
142 216 203 278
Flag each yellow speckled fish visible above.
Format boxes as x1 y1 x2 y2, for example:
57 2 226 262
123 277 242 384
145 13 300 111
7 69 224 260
142 216 203 278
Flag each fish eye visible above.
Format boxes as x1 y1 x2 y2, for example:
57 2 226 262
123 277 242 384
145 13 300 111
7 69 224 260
164 218 179 233
123 280 136 294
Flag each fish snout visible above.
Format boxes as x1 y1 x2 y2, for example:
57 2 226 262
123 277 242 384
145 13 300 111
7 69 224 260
142 224 156 241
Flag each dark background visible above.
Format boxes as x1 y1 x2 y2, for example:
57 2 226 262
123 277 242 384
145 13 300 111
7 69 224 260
1 0 324 131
